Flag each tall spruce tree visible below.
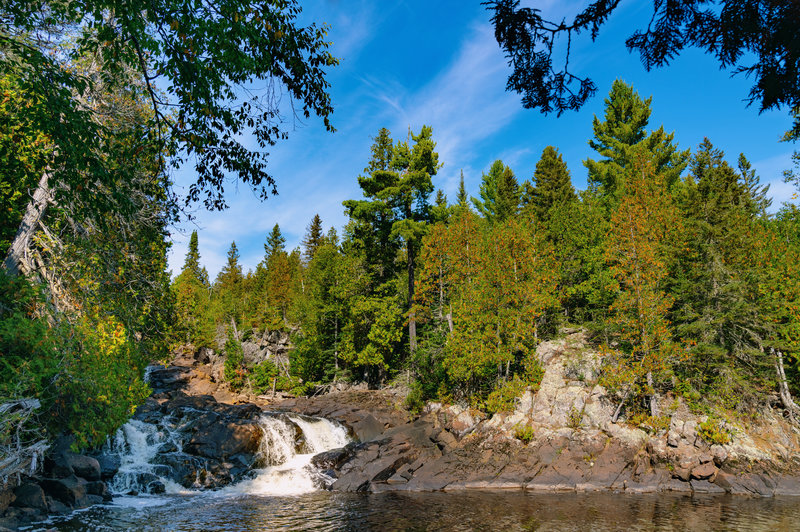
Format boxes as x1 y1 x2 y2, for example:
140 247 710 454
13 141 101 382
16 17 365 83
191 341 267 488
523 146 576 222
456 170 469 209
671 139 771 406
265 224 286 260
472 160 519 223
302 214 325 262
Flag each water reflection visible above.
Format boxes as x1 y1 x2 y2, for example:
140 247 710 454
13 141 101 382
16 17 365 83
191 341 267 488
44 491 800 531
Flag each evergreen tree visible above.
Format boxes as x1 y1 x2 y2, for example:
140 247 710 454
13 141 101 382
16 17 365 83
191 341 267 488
344 125 440 354
737 154 772 216
603 147 685 420
472 160 519 223
523 146 576 222
265 224 286 260
302 214 325 262
671 139 771 406
456 170 469 209
585 80 689 202
172 231 213 345
431 189 449 223
183 231 210 285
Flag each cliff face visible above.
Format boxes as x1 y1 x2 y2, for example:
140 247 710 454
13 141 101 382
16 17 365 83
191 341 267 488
284 331 800 496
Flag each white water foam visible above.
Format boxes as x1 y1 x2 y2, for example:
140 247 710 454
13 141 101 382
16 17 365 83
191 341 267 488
220 414 349 497
108 411 349 499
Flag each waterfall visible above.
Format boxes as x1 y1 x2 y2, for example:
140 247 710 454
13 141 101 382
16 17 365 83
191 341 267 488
105 411 349 498
107 418 186 496
221 414 349 497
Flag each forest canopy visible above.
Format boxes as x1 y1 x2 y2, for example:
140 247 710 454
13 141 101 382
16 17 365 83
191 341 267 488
175 80 800 428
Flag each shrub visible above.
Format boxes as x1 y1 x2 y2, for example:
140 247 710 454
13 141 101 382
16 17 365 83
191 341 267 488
484 375 527 415
249 359 279 395
698 417 731 445
223 329 247 391
404 381 425 415
513 422 534 443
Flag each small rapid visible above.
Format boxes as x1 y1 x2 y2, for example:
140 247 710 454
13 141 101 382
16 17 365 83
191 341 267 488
221 414 349 496
104 410 349 499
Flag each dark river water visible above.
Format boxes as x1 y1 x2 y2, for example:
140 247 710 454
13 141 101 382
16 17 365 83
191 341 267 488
36 490 800 531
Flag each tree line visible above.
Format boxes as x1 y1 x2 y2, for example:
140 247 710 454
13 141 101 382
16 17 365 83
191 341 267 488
176 80 800 426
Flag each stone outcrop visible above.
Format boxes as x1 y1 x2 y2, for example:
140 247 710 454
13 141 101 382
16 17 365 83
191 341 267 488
279 331 800 497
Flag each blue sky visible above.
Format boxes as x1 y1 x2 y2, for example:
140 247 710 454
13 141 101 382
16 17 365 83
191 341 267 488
169 0 797 278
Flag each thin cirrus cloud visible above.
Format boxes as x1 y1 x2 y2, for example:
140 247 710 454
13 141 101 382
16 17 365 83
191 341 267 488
168 18 527 278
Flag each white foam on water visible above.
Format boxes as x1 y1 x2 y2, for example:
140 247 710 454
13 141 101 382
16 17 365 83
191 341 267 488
108 410 349 499
219 414 349 497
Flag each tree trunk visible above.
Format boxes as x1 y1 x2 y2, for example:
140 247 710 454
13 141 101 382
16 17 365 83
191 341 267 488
647 371 659 417
408 242 417 353
4 171 52 276
774 347 800 421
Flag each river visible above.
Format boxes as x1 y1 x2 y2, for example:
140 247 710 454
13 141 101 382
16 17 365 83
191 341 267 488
31 408 800 531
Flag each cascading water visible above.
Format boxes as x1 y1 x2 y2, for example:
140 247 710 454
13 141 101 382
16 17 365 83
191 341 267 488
105 410 349 499
106 417 186 496
221 414 349 497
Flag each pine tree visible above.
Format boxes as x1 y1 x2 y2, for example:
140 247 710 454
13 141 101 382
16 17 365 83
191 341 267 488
302 214 325 262
456 170 469 209
344 125 441 354
472 160 519 223
524 146 576 222
265 224 286 260
585 80 689 203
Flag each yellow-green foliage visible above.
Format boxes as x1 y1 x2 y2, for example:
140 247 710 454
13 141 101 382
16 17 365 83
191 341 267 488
249 359 279 395
0 274 151 449
58 315 151 449
698 417 731 445
513 422 534 443
484 375 527 414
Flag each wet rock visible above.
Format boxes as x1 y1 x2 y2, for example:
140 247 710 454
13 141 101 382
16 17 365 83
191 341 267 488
690 479 726 493
185 419 262 460
12 483 47 511
40 476 87 506
146 480 166 494
96 453 121 480
86 481 112 501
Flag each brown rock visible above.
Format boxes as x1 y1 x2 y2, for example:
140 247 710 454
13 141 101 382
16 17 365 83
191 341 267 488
690 461 717 481
12 483 47 511
40 476 87 506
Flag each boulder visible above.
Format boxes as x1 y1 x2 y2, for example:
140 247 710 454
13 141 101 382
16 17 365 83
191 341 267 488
12 483 47 511
66 454 101 481
690 461 717 481
96 453 121 480
40 476 87 506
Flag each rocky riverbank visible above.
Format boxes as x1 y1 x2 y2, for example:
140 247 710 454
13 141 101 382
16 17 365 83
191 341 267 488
3 330 800 530
278 331 800 497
